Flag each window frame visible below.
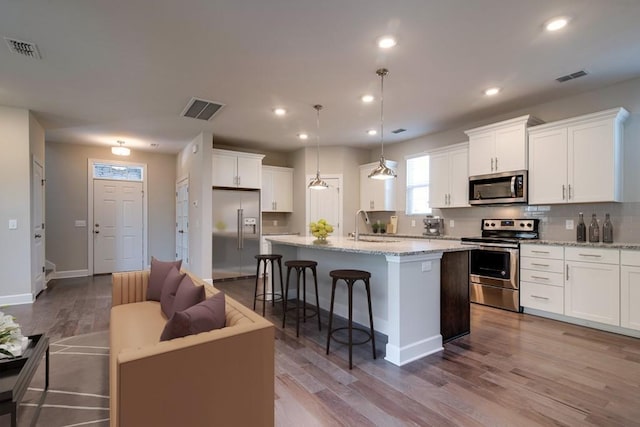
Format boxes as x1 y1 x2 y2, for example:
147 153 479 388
405 153 432 216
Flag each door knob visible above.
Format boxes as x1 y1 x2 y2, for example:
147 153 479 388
34 234 42 238
94 230 100 234
178 230 184 234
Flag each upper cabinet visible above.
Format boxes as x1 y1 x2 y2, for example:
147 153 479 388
465 115 543 176
262 166 293 212
429 143 469 208
359 160 397 211
212 149 264 189
528 108 629 205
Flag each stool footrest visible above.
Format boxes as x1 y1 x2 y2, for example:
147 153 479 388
328 326 374 346
254 293 283 303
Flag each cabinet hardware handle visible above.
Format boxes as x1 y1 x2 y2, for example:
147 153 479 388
495 157 498 171
531 250 550 254
562 184 566 200
531 275 549 280
566 264 569 280
578 253 602 258
491 157 494 171
568 184 572 200
531 295 550 300
530 263 550 267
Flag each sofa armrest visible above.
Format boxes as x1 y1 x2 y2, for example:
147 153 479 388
112 270 149 306
116 323 275 427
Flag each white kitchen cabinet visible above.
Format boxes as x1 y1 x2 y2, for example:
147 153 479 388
565 246 620 326
359 160 397 211
621 250 640 331
520 244 564 314
465 115 542 176
262 166 293 212
212 149 264 189
429 143 469 208
528 108 629 205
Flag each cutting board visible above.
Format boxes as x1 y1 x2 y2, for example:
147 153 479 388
388 215 398 234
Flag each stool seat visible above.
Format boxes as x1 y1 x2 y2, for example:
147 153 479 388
253 254 284 317
285 260 317 268
283 260 321 337
326 269 376 369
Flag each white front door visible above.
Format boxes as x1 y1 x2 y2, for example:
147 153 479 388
307 176 342 237
176 178 189 268
31 159 45 296
93 180 144 274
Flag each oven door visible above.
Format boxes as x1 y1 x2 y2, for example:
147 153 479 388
469 246 518 290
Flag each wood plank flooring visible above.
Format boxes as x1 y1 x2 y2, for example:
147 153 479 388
5 275 640 426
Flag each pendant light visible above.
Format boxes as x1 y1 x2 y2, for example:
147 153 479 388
111 140 130 156
308 104 328 190
368 68 397 180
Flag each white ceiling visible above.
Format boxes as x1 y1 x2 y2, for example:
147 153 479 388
2 0 640 154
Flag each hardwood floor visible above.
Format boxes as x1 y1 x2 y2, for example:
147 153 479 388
6 275 640 426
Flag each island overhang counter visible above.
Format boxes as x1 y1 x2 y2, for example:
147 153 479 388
266 235 475 366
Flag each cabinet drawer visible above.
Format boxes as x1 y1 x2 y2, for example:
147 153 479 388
521 281 564 314
520 257 564 273
621 250 640 267
520 245 563 259
565 247 619 264
520 269 564 287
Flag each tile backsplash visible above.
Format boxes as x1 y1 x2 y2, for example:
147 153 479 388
262 212 293 234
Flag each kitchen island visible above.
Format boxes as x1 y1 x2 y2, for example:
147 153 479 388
266 235 474 366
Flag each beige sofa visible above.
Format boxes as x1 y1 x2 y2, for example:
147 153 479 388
110 270 274 427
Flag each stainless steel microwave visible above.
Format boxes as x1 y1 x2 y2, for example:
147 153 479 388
468 170 527 205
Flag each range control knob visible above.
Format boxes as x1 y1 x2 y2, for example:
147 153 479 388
485 222 490 227
491 222 496 226
520 223 525 227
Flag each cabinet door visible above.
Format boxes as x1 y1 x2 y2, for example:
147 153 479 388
359 166 375 210
448 148 469 207
212 152 238 187
494 124 526 172
568 118 617 203
261 169 275 211
621 265 640 331
565 260 620 326
429 152 450 208
272 168 293 212
528 128 568 204
236 156 262 189
468 132 494 176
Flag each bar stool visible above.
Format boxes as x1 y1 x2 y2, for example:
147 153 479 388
253 254 284 316
283 260 322 337
326 269 376 369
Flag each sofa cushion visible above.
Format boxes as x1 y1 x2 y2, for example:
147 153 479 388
171 275 205 315
160 292 226 341
147 257 182 301
160 267 186 318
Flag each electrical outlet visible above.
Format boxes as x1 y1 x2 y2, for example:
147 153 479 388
273 220 278 226
566 219 574 230
421 261 432 272
8 219 17 230
411 219 416 227
449 220 455 228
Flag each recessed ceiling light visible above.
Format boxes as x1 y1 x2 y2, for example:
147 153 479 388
273 108 287 116
545 17 570 32
377 36 397 49
298 133 309 140
361 94 375 103
367 129 377 136
484 87 501 96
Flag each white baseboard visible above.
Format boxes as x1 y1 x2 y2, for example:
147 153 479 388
524 307 640 339
53 269 90 279
0 293 34 306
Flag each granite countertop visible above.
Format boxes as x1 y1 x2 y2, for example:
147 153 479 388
521 239 640 250
262 232 300 236
360 233 461 241
265 235 476 256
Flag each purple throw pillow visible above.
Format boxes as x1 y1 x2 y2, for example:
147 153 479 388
169 275 205 317
160 292 226 341
147 257 182 301
160 267 186 318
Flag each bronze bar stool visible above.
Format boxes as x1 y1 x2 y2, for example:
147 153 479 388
326 269 376 369
283 260 322 337
253 254 284 316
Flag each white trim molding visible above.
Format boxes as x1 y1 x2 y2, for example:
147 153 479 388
0 293 34 306
53 269 90 279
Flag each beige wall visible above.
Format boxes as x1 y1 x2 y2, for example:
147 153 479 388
45 142 177 272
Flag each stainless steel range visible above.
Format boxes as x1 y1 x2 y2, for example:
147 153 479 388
461 218 539 312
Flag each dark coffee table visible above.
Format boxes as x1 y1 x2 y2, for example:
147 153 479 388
0 334 49 427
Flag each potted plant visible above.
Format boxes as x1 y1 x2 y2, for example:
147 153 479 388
371 223 380 234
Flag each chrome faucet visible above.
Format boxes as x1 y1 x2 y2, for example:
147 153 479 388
354 209 370 241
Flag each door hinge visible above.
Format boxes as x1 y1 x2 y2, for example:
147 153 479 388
41 179 46 186
42 266 45 273
42 223 45 229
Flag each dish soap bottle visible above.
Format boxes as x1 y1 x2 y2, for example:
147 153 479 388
588 213 600 243
576 212 586 242
602 213 613 243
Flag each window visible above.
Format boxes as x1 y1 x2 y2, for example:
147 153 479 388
93 163 144 181
406 154 431 215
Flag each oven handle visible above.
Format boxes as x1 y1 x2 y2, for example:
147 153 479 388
511 176 516 197
467 242 519 250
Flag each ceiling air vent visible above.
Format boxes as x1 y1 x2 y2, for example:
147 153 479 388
391 128 407 134
181 97 225 121
4 37 41 59
556 70 588 83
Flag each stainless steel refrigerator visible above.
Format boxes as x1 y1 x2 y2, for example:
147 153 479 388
212 188 261 281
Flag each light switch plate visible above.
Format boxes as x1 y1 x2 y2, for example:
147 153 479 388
566 219 574 230
8 219 17 230
75 220 87 227
449 220 455 228
411 220 416 227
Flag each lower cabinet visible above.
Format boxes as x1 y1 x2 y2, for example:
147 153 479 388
520 244 564 314
564 247 620 326
621 250 640 331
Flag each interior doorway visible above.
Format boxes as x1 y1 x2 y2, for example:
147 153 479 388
88 160 147 275
176 177 189 269
31 157 45 296
306 175 343 237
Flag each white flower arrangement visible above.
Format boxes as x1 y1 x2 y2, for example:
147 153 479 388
0 312 28 359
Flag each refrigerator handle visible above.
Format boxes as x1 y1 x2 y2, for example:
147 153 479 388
238 208 244 249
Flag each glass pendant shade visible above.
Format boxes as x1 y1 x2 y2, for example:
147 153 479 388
369 68 397 180
308 104 328 190
112 141 130 156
